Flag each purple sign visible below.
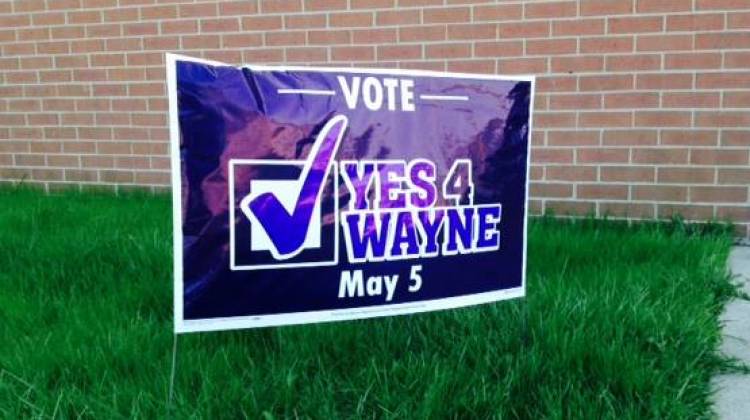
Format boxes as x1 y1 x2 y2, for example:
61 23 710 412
167 53 534 333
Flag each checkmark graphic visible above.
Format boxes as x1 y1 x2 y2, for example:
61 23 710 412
240 115 348 259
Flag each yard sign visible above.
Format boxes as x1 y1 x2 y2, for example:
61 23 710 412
167 53 534 333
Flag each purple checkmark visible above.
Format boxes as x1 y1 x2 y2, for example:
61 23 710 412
240 115 348 259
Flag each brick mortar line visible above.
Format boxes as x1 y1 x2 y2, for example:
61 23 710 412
529 208 749 221
7 128 748 136
3 159 746 168
4 106 750 113
532 181 748 187
4 133 750 144
0 178 744 209
4 56 748 69
2 23 744 36
8 86 750 95
301 45 735 54
1 166 740 185
4 30 749 47
8 163 746 193
4 4 750 21
4 152 746 160
4 101 750 109
3 70 750 83
2 27 748 41
1 179 173 188
538 197 749 206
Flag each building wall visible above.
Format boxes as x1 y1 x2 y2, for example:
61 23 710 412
0 0 748 235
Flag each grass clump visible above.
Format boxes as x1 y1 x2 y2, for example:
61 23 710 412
0 187 737 419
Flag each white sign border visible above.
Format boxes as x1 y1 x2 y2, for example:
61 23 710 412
167 53 535 334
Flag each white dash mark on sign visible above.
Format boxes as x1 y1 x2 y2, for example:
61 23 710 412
419 94 470 102
277 89 336 96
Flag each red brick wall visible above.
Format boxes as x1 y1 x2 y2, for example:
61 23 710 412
1 0 748 235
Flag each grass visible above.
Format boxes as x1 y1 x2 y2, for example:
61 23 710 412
0 186 740 419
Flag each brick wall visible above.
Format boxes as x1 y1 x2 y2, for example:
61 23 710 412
0 0 748 236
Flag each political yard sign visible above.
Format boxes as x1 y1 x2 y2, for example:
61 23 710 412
167 53 534 333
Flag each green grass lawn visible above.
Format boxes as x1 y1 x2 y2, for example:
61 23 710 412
0 187 738 419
